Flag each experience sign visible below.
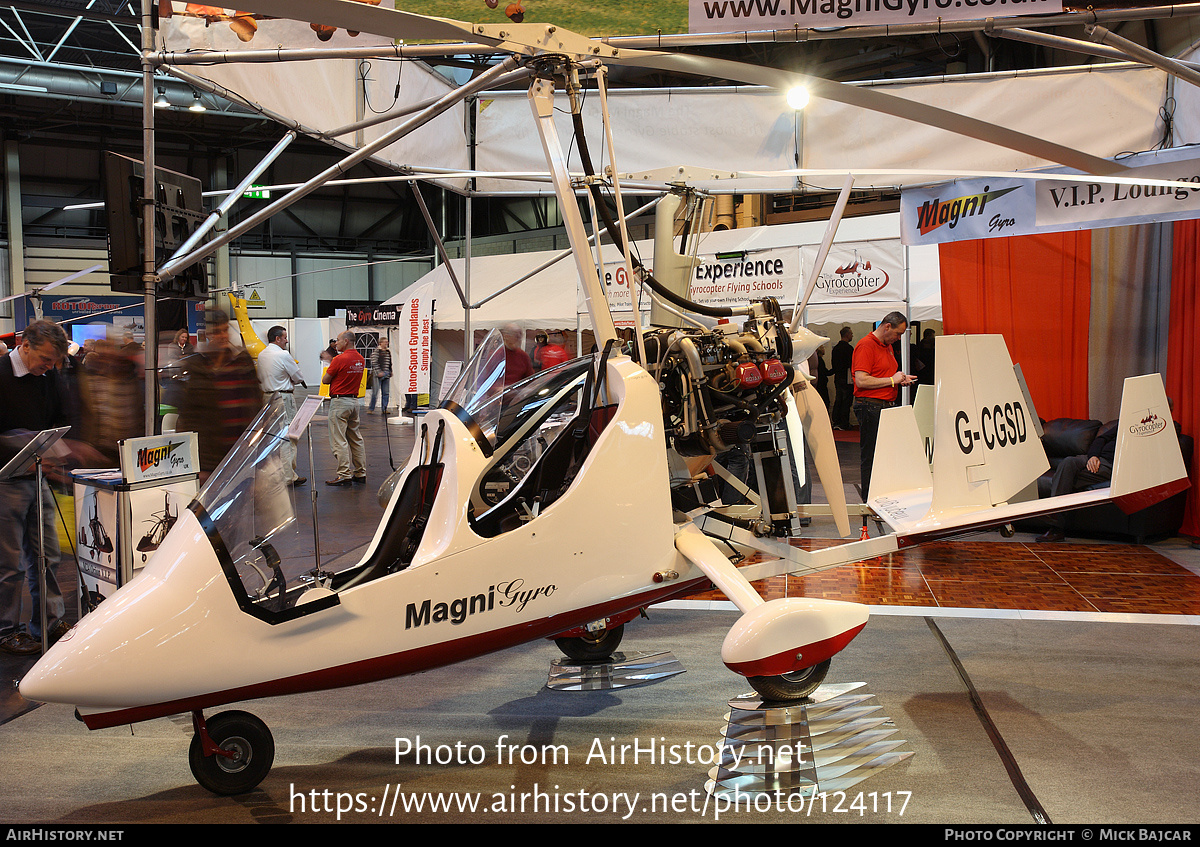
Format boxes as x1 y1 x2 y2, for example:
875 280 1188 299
690 0 1063 34
597 248 795 314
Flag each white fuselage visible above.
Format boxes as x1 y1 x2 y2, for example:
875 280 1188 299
20 357 709 727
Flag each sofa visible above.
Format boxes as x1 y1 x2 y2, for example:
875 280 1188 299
1014 417 1194 544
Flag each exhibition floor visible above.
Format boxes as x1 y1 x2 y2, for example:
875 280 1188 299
1 401 1197 824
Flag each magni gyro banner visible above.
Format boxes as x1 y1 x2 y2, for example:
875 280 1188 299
899 147 1200 245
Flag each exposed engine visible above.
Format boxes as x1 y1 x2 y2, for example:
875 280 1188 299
638 297 818 539
642 297 795 458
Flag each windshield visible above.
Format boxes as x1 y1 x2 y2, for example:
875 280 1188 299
193 402 333 623
474 358 593 509
443 329 595 461
441 328 506 446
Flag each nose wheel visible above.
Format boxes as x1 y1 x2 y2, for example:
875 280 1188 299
745 659 831 702
189 710 275 795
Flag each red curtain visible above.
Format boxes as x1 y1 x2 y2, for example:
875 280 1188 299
938 231 1092 422
1166 221 1200 539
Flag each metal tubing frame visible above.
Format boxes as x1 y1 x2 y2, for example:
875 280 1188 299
140 0 156 438
157 56 523 282
528 71 617 346
1086 23 1200 90
410 181 469 310
163 130 297 271
594 65 647 365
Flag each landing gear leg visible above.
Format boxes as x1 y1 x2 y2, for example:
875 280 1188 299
188 709 275 795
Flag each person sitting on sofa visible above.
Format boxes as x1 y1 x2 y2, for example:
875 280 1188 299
1036 424 1118 543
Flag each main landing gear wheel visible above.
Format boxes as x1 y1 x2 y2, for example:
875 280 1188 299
555 623 625 664
746 659 831 702
188 710 275 795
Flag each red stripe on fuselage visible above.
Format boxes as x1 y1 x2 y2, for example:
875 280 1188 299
79 575 711 730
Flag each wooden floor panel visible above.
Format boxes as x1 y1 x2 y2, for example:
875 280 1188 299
681 540 1200 615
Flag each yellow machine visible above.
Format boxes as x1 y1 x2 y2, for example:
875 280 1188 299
228 292 266 359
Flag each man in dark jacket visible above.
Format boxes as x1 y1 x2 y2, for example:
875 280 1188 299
0 321 80 653
830 326 854 429
1035 425 1118 543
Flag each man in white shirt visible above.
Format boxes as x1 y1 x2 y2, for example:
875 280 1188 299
257 325 307 487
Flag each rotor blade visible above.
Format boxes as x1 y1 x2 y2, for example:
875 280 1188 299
607 51 1125 177
0 264 103 304
227 0 500 46
225 2 1123 175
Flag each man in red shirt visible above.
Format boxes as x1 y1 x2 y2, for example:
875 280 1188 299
852 311 915 501
322 330 367 486
537 332 570 370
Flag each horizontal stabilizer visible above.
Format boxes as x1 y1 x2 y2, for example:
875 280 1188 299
868 370 1190 545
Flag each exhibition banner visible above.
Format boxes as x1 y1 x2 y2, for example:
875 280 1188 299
599 246 797 314
899 147 1200 245
799 240 906 306
689 246 796 308
689 0 1063 34
396 295 432 397
346 304 400 327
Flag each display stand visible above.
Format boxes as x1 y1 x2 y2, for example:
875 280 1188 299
705 683 912 798
0 426 71 653
389 408 428 427
547 650 685 692
72 432 199 611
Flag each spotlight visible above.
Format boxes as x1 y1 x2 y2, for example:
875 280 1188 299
189 91 206 112
786 86 809 111
153 87 170 108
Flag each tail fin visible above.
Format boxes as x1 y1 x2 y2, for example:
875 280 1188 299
869 404 932 501
1111 374 1190 512
928 335 1048 515
912 383 935 467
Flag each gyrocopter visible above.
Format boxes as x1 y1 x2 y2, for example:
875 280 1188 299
18 0 1192 796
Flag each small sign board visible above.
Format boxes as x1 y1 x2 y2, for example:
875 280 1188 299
118 432 200 484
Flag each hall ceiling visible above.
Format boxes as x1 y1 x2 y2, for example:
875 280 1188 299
1 2 1193 144
1 1 1196 242
1 1 1196 85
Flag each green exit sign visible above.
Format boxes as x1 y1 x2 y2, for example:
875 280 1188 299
243 185 271 199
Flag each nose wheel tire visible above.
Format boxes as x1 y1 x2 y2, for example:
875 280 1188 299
189 710 275 795
554 623 624 664
746 659 831 702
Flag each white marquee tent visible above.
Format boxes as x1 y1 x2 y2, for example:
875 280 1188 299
388 212 942 335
